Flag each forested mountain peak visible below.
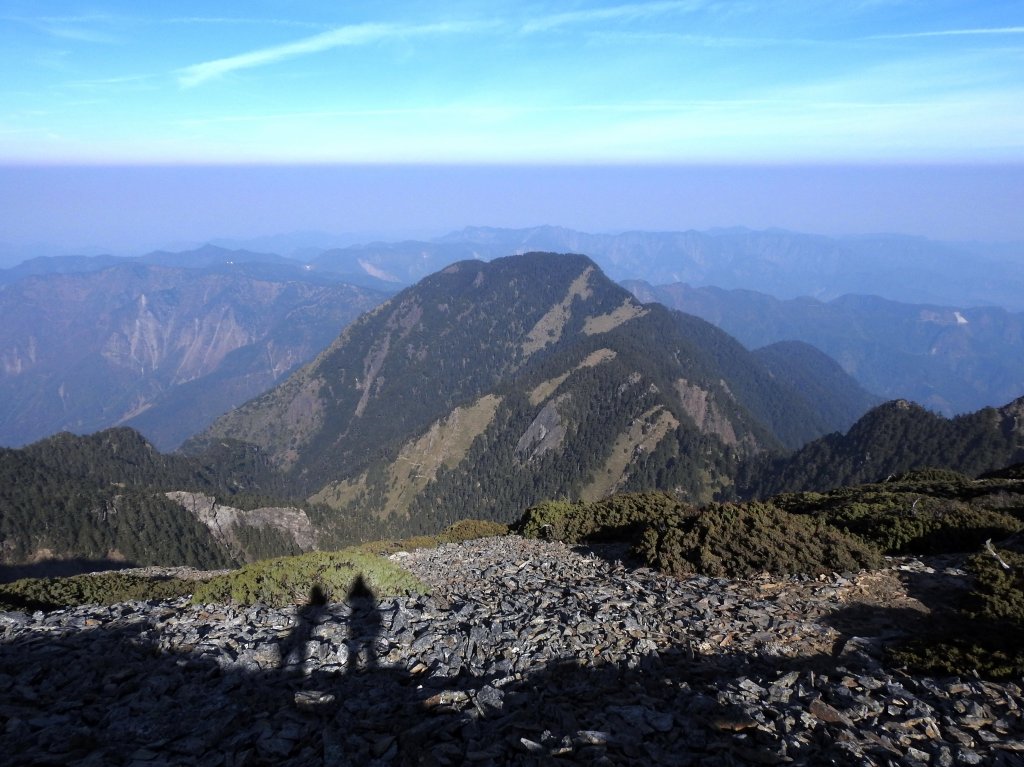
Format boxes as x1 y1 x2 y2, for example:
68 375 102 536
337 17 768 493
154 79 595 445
191 253 641 476
192 252 876 537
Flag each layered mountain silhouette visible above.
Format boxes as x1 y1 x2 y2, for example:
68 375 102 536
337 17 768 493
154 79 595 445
434 226 1024 310
627 280 1024 416
4 227 1022 455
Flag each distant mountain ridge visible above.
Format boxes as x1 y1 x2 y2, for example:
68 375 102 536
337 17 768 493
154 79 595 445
435 226 1024 310
4 226 1021 453
626 281 1024 415
0 263 387 449
7 226 1022 310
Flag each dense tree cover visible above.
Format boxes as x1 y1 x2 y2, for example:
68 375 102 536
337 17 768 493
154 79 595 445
230 523 302 562
0 428 301 570
339 298 883 539
211 254 883 542
195 253 873 516
327 309 785 539
741 398 1024 498
750 341 880 433
193 254 628 488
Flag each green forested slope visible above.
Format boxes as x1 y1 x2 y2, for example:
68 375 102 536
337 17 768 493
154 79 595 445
742 397 1024 498
0 429 293 571
194 252 874 539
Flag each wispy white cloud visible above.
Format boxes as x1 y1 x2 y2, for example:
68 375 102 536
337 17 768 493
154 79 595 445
64 73 159 93
585 30 828 48
163 17 329 30
39 24 120 44
870 26 1024 39
177 20 491 88
5 13 126 24
3 12 326 29
520 0 709 33
0 12 128 43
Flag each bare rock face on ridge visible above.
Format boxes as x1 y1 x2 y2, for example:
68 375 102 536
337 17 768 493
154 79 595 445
166 491 317 559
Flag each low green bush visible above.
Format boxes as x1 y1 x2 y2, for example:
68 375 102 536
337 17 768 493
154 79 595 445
835 501 1022 555
0 572 194 612
359 518 509 556
515 493 682 542
889 546 1024 679
889 467 971 485
0 519 501 612
516 493 882 578
636 501 883 579
191 547 425 607
773 484 1023 556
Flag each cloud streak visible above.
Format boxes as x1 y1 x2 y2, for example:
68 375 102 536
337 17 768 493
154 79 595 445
870 26 1024 39
164 17 327 29
520 0 708 33
40 25 121 44
177 20 489 88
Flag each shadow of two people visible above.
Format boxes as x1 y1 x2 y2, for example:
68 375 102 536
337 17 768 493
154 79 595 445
279 575 382 674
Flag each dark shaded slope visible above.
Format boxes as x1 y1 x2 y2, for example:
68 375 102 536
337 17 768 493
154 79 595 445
1 430 230 568
0 428 295 570
742 397 1024 498
752 341 880 435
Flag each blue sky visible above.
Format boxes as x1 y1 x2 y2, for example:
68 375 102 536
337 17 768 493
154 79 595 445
0 2 1023 257
3 1 1023 163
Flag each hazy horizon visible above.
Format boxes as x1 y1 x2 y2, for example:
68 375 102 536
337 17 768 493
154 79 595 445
2 3 1022 264
2 163 1023 266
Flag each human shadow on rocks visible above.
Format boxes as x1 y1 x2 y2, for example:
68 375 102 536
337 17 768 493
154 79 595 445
344 575 381 672
0 611 885 766
279 584 328 673
6 583 1014 766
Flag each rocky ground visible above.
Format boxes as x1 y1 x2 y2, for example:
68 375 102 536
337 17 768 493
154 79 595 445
1 536 1022 766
